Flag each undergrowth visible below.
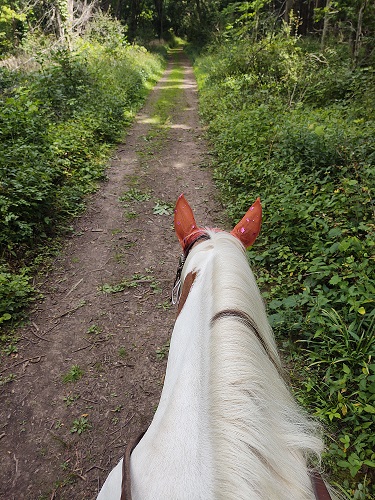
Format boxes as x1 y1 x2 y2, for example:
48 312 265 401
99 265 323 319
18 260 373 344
0 25 165 336
194 30 374 499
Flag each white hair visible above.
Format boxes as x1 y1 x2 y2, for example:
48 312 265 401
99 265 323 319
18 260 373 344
98 229 337 500
182 231 324 500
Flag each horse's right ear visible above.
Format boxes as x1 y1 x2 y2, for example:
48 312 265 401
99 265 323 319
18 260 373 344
174 194 199 248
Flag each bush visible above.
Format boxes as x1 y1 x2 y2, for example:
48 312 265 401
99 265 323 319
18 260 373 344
0 31 165 328
195 32 375 498
0 266 34 323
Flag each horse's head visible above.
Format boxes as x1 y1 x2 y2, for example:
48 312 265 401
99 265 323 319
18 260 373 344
172 194 262 306
174 193 262 253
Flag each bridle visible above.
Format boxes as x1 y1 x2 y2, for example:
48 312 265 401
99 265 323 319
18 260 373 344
171 232 211 305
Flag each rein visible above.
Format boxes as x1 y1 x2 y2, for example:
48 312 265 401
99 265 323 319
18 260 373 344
120 431 145 500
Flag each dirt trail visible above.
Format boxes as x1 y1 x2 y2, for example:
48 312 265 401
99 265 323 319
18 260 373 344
0 49 226 499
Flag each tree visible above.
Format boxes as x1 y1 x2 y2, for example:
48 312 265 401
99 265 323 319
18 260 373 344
0 0 26 53
321 0 331 49
284 0 294 23
353 0 368 64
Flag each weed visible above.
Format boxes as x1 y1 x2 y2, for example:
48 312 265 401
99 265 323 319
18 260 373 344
62 365 84 383
93 361 104 373
123 241 135 249
119 188 151 203
153 201 174 216
124 210 138 220
114 252 125 263
70 415 91 435
54 420 63 430
0 373 15 385
63 394 80 407
4 343 18 355
60 460 70 471
156 340 170 360
157 300 172 311
86 324 101 335
150 282 162 293
99 271 159 294
99 282 127 294
118 347 127 357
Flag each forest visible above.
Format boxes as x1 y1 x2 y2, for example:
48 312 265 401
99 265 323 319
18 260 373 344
0 1 374 498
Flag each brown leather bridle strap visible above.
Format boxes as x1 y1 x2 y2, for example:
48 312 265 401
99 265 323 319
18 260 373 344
310 471 332 500
120 431 146 500
172 233 210 305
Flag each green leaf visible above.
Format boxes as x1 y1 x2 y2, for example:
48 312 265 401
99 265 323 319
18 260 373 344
153 202 173 216
314 125 325 136
363 404 375 414
329 275 341 285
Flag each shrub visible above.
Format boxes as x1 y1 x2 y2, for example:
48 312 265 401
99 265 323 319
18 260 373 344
195 32 375 498
0 266 34 323
0 35 165 328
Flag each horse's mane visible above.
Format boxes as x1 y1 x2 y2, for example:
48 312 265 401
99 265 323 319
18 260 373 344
184 231 324 500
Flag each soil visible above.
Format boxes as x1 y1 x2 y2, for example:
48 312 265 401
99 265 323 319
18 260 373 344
0 49 227 499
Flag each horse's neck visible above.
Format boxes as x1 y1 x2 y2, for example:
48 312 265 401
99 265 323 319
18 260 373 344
131 236 322 500
130 257 216 500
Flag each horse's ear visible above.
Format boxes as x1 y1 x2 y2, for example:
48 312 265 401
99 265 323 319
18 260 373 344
230 198 262 248
174 194 199 248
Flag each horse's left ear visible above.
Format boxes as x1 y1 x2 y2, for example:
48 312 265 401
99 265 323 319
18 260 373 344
230 198 262 248
174 194 200 248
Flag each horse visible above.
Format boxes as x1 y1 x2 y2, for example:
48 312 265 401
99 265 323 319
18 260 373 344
97 194 334 500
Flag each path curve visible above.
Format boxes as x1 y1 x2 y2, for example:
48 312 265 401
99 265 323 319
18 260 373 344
0 49 225 499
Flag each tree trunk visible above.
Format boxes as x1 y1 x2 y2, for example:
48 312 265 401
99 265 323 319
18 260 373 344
153 0 163 39
55 1 65 42
353 0 368 65
320 0 331 50
284 0 294 23
55 0 73 48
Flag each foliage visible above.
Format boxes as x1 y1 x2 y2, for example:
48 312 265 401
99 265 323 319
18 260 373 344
0 265 33 323
83 11 128 48
70 415 91 434
0 20 165 333
0 1 26 54
195 30 374 498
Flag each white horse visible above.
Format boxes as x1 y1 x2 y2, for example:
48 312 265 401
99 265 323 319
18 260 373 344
97 195 334 500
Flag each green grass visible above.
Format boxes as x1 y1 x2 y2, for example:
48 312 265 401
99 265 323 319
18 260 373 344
62 365 84 383
136 48 184 160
